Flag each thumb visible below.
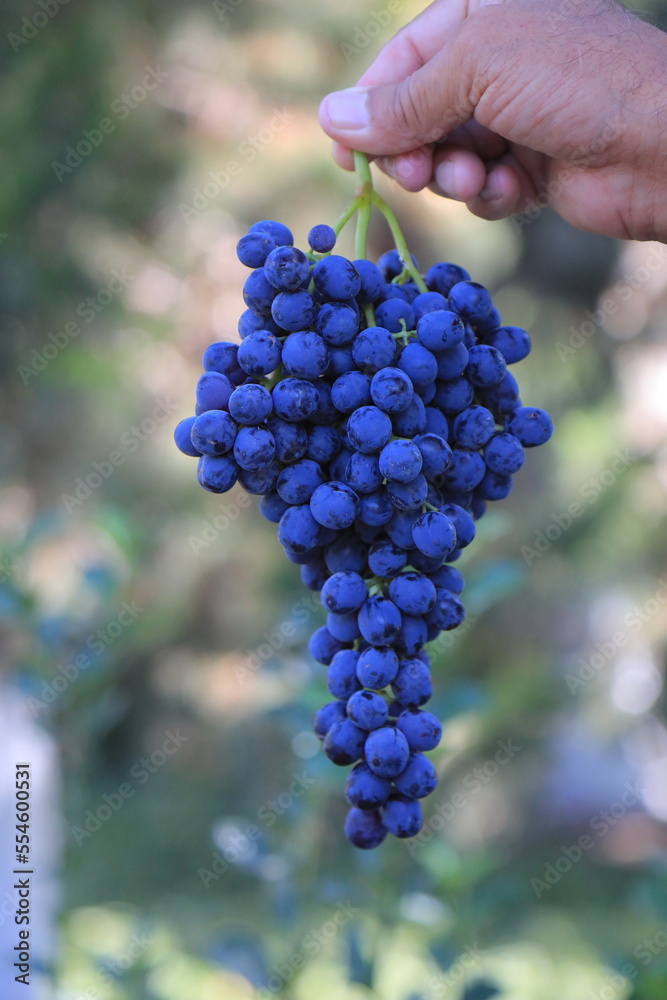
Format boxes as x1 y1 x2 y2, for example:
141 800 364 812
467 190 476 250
318 30 478 156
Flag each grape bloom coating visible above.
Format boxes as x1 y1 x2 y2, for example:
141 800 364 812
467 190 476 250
175 193 553 849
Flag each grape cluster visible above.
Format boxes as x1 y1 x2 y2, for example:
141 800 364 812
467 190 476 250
175 215 553 850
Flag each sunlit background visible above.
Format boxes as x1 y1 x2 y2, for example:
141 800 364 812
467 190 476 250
2 1 667 997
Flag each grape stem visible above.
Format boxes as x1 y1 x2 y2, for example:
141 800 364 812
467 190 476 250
329 151 428 294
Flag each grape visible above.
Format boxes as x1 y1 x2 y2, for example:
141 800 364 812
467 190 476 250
272 378 319 422
321 571 368 614
466 344 507 387
313 700 348 739
248 219 293 247
343 807 387 849
243 268 278 314
307 425 342 463
368 538 409 578
276 459 326 505
313 255 361 300
351 326 396 374
228 383 273 425
486 324 531 363
345 762 391 808
271 289 316 331
277 504 323 555
365 726 410 777
453 405 496 448
177 212 554 850
506 406 554 446
236 231 276 268
310 482 360 529
424 261 470 295
356 645 399 688
385 474 428 512
346 691 389 731
308 223 336 253
197 454 238 493
282 332 329 379
375 298 416 333
196 371 234 412
412 291 449 319
397 343 438 388
174 416 201 457
448 280 493 323
315 302 358 345
389 572 437 615
380 794 424 837
347 406 393 454
370 367 414 413
202 341 243 381
378 440 423 483
412 511 457 558
396 708 443 751
353 259 384 303
393 753 438 798
264 245 310 291
323 719 366 765
327 648 362 697
237 330 282 376
331 371 372 413
344 452 383 493
233 426 275 471
391 658 433 707
484 432 525 474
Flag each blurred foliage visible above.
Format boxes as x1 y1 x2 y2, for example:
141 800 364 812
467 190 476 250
2 0 667 997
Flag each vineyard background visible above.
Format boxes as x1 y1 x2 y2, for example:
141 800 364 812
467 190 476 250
2 0 667 997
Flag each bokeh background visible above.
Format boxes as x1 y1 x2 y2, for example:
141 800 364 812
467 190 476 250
2 0 667 997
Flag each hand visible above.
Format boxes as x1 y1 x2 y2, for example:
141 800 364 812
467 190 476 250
318 0 667 242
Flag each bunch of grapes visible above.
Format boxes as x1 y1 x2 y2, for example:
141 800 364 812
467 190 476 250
175 154 553 849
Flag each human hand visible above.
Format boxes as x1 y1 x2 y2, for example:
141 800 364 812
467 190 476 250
318 0 667 242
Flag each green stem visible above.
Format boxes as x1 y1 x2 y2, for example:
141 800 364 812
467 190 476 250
333 197 362 237
363 302 376 327
353 150 373 195
370 190 428 293
355 199 371 260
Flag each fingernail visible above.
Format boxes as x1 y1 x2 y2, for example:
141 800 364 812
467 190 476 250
322 88 370 131
479 165 502 202
395 150 425 181
435 160 463 201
